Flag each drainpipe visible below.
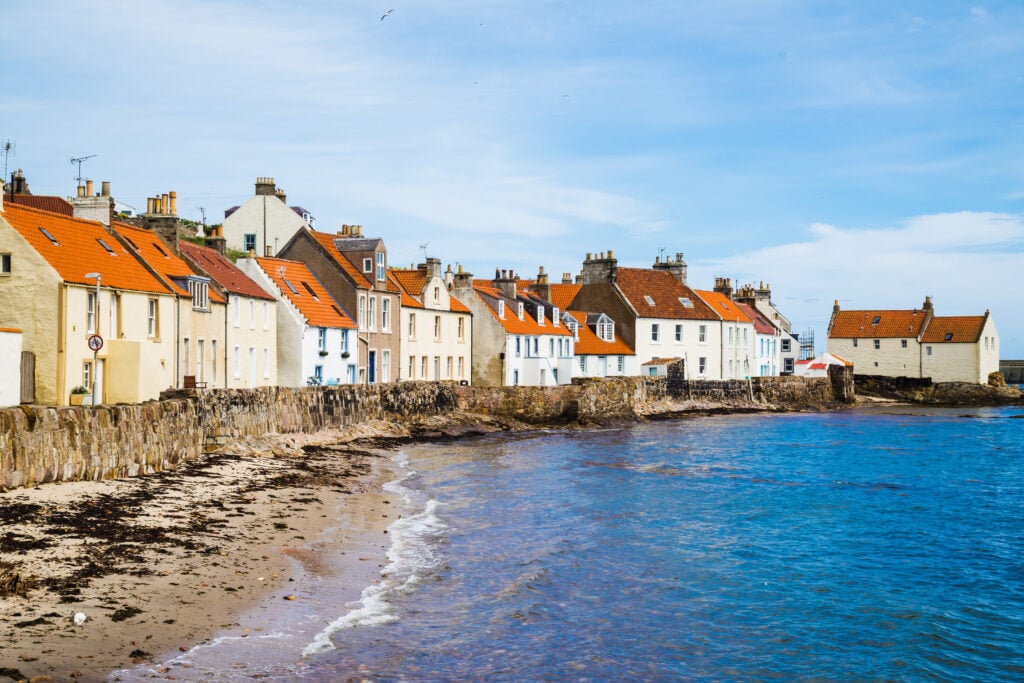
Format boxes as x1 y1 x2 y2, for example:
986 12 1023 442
175 294 181 388
58 283 68 404
223 294 230 388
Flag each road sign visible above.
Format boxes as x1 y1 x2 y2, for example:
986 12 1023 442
87 334 104 352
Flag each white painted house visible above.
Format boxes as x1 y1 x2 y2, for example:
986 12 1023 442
239 256 357 387
222 178 311 258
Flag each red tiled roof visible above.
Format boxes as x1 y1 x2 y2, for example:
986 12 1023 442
734 302 775 335
1 203 171 294
921 316 986 343
449 296 470 313
255 256 356 329
829 309 929 338
387 270 423 309
307 229 372 288
473 284 571 336
566 311 634 355
8 195 73 216
549 284 581 311
112 221 227 301
694 290 752 323
615 269 719 320
179 241 275 301
642 357 682 366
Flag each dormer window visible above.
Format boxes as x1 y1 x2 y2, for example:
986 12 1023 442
363 258 373 273
644 295 655 306
376 252 385 282
598 321 614 342
188 278 210 311
537 305 545 326
552 307 560 326
497 300 505 319
517 302 524 320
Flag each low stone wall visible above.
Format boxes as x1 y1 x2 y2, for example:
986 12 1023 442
2 375 850 491
0 400 200 489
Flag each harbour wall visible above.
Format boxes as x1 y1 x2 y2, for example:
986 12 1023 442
0 371 849 490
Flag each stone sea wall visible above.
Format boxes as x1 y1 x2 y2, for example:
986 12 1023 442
1 373 850 490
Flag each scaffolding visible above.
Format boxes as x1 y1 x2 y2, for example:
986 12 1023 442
799 328 815 360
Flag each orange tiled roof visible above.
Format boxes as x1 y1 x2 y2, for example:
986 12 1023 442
390 269 427 298
8 195 73 216
565 311 634 355
307 229 372 288
615 269 719 321
921 316 986 343
1 203 172 294
694 290 752 323
734 302 777 335
255 257 356 329
179 241 275 301
449 296 470 313
829 309 929 338
549 284 581 311
473 284 571 336
112 221 226 302
387 270 423 309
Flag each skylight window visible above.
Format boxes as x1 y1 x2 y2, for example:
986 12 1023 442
97 238 117 255
678 297 693 308
282 278 299 295
872 315 881 324
944 332 953 341
39 227 59 245
301 281 320 300
124 236 139 250
332 305 345 318
153 242 168 257
644 295 655 306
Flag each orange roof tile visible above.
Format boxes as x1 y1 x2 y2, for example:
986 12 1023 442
549 284 582 311
829 309 929 338
390 269 427 298
307 229 372 288
179 242 275 301
256 257 356 329
112 221 227 301
1 203 172 294
473 285 571 336
615 269 719 321
8 195 73 216
921 316 986 343
387 270 423 309
694 290 752 323
449 296 470 313
566 311 634 355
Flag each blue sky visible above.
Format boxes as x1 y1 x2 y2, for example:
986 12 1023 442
4 1 1024 355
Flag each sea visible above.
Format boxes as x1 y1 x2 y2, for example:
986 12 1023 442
119 406 1024 682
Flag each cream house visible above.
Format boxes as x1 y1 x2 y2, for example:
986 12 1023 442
694 289 756 380
112 221 228 389
389 258 473 383
0 200 175 405
827 297 1000 384
221 177 311 257
180 241 279 388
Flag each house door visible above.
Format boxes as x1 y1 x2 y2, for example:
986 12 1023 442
368 350 376 384
94 359 105 404
598 356 607 376
249 347 256 387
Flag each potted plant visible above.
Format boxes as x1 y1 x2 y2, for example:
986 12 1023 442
318 350 329 357
341 351 351 359
70 386 90 406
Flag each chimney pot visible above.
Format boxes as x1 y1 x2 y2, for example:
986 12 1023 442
169 191 177 215
161 193 169 215
608 250 615 259
101 181 110 197
85 179 94 196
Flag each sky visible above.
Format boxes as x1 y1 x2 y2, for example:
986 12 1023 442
3 1 1024 356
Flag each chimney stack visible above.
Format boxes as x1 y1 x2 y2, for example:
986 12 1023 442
581 249 619 285
562 272 573 284
652 251 687 284
452 264 474 291
255 177 276 196
494 268 518 299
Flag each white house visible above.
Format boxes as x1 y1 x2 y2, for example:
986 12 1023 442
239 256 357 387
562 311 639 378
735 302 782 377
794 352 852 378
222 178 311 258
694 289 756 380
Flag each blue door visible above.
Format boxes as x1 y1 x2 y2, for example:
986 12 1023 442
368 350 376 384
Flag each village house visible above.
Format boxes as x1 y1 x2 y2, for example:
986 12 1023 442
727 279 800 374
179 240 279 388
389 258 473 383
794 352 852 378
694 288 756 379
0 197 176 405
450 267 574 386
277 224 400 383
827 297 1000 384
561 251 724 379
221 177 313 258
111 218 228 390
238 256 358 386
734 301 782 377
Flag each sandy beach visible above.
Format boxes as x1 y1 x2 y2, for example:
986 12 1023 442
0 424 405 683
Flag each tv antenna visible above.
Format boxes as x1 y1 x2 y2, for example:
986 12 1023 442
70 154 96 185
419 241 431 261
198 206 207 228
1 140 14 182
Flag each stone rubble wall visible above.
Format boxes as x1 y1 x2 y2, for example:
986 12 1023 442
1 375 848 490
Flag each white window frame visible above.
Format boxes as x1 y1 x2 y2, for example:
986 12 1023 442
367 296 376 331
382 297 391 331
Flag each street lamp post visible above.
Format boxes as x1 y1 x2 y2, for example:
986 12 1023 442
85 272 101 404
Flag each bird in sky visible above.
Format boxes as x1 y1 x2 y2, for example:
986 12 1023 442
381 9 394 21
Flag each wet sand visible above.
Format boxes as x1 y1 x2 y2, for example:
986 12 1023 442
0 427 402 683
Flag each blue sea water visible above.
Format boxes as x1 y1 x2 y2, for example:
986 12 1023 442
124 406 1024 681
